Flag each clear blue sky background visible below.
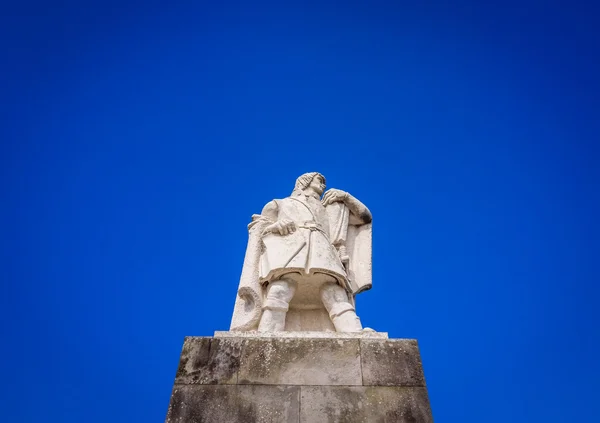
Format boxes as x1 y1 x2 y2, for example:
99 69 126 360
1 1 599 422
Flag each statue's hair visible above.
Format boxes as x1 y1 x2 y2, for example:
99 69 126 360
292 172 326 195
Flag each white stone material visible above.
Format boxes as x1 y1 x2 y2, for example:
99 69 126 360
230 172 373 333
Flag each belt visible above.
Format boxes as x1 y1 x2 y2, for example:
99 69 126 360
297 222 329 239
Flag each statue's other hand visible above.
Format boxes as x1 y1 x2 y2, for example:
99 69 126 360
267 219 297 236
322 188 348 206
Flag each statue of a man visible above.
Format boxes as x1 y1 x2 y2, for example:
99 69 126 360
230 172 373 333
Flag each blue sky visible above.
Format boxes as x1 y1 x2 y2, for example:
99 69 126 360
1 1 599 421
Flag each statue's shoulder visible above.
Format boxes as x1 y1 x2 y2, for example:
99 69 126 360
261 198 282 216
262 196 303 216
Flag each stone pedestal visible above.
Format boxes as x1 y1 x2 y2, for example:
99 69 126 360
165 332 433 423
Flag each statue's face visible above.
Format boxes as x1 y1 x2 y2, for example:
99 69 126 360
309 174 326 196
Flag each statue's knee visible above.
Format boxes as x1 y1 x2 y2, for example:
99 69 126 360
267 279 296 303
320 282 348 310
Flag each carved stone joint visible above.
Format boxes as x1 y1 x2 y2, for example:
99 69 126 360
262 298 290 312
328 302 355 319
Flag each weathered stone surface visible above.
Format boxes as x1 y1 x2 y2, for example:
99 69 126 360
238 337 362 386
166 384 300 423
174 337 243 385
215 330 388 339
300 386 433 423
360 339 426 387
166 336 433 422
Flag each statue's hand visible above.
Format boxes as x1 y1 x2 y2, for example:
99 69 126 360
265 219 297 236
322 188 348 206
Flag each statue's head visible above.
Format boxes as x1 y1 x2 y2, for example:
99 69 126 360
292 172 326 197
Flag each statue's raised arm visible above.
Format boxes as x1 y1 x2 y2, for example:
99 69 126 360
322 188 372 225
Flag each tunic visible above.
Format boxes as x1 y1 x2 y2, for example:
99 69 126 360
258 194 347 287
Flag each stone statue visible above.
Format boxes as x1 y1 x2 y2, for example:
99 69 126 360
230 172 373 332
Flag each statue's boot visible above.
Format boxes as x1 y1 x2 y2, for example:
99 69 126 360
320 282 363 332
258 279 296 332
329 302 363 332
258 309 286 331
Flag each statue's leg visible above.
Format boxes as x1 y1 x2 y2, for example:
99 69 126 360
320 282 363 332
258 278 297 332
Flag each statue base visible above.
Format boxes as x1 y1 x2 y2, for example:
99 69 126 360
165 332 433 422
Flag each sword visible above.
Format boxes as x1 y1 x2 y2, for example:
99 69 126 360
283 240 307 268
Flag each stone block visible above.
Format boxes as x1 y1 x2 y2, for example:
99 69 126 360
238 337 362 386
360 339 426 387
300 386 433 423
166 384 300 423
166 336 433 422
174 337 243 385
